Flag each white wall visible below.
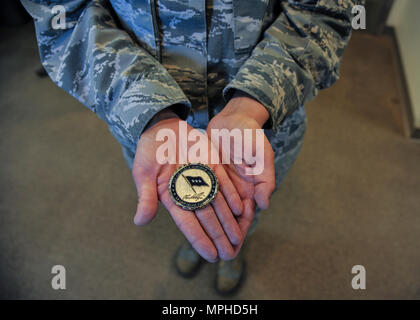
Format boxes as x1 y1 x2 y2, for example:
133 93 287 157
387 0 420 129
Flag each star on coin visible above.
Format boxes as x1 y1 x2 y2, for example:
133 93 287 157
169 163 218 211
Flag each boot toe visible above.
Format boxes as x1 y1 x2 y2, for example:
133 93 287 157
174 242 202 278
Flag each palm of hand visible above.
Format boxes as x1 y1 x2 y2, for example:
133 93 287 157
133 118 245 262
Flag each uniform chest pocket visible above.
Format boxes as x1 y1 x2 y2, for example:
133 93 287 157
110 0 160 60
232 0 269 54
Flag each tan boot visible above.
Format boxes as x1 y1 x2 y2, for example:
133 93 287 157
215 251 246 295
174 241 203 278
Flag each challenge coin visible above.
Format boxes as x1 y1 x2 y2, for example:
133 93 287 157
169 163 218 211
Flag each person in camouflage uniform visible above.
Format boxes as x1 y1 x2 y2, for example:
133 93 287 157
22 0 360 294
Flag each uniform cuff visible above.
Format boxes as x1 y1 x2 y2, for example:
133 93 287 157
223 57 300 131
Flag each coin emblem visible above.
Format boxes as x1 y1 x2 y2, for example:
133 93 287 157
169 163 218 211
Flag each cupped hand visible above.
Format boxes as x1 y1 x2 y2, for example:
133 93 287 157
207 94 276 210
132 115 245 262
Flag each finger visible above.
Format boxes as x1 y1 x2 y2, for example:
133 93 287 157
254 140 275 210
254 181 275 210
211 192 242 246
132 167 158 226
225 164 254 200
214 165 243 216
160 188 218 262
232 198 256 256
237 198 256 236
195 205 236 260
225 165 256 222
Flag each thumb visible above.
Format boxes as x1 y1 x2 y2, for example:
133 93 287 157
254 139 275 210
132 169 158 226
254 181 275 210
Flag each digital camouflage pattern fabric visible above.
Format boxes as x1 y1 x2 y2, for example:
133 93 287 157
21 0 361 156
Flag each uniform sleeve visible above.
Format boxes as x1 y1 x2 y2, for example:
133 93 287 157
223 0 362 129
21 0 191 152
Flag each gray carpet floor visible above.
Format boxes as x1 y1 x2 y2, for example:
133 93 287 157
0 24 419 299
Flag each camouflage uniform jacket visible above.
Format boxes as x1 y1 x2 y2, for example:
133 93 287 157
21 0 360 154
